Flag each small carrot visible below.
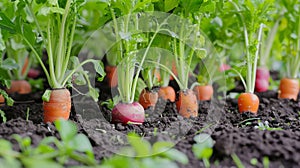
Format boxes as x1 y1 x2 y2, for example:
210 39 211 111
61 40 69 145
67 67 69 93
43 88 71 123
158 86 176 102
138 88 158 109
105 65 118 88
0 95 4 105
193 85 214 101
6 80 31 94
21 56 29 76
176 89 198 118
238 93 259 114
278 78 299 101
170 61 178 80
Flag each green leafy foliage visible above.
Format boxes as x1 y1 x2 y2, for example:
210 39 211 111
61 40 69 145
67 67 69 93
192 133 215 168
0 89 14 106
0 119 96 167
101 132 188 168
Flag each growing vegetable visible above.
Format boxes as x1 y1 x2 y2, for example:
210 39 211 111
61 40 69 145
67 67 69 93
157 49 176 102
0 1 33 94
138 50 161 110
227 0 272 114
276 0 300 100
0 0 105 122
166 1 212 118
105 0 161 124
255 13 282 92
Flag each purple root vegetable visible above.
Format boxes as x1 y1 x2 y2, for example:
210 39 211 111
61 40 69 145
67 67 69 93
27 68 40 78
255 67 270 92
111 102 145 125
219 64 231 72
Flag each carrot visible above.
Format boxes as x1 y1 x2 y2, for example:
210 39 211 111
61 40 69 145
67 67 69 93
170 61 178 80
153 69 161 82
21 56 29 76
238 93 259 114
138 88 158 109
176 89 198 118
0 95 4 106
43 88 71 123
105 65 118 88
278 78 299 101
158 86 176 102
6 80 31 94
193 85 214 101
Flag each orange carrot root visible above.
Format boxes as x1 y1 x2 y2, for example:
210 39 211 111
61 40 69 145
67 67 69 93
6 80 31 94
105 65 118 88
0 95 4 106
139 88 158 109
238 93 259 114
278 78 299 101
158 86 176 102
193 85 214 101
43 89 71 123
176 89 198 118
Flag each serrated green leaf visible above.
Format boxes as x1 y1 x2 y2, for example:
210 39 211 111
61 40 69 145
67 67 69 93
0 12 16 34
152 141 174 154
1 58 19 70
91 60 105 78
22 158 63 168
69 134 93 153
88 86 99 102
162 148 189 164
54 119 77 142
127 133 151 156
164 0 179 12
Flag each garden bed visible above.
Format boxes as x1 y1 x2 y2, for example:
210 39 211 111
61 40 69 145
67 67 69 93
1 87 300 167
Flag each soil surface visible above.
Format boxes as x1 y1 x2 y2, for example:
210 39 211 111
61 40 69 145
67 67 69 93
1 81 300 167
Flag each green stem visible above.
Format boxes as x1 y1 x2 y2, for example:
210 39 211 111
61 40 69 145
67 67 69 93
260 16 282 66
47 19 58 88
55 0 72 79
22 38 50 84
291 15 300 78
130 31 159 102
146 60 184 89
251 24 264 93
59 12 77 84
230 0 251 93
61 59 99 87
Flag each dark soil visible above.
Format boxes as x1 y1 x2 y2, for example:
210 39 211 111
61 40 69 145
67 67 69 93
1 82 300 167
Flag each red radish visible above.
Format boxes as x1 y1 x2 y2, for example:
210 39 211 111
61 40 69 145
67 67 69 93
138 88 158 109
27 68 41 78
238 93 259 114
111 102 145 124
158 86 176 102
193 85 214 101
219 64 231 72
278 78 299 101
43 88 71 123
256 67 270 79
255 78 269 92
255 67 270 92
176 89 198 118
6 80 31 94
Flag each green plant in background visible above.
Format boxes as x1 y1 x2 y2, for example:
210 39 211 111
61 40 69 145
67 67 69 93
101 132 188 168
0 119 95 168
192 133 215 168
254 120 282 131
0 0 105 100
